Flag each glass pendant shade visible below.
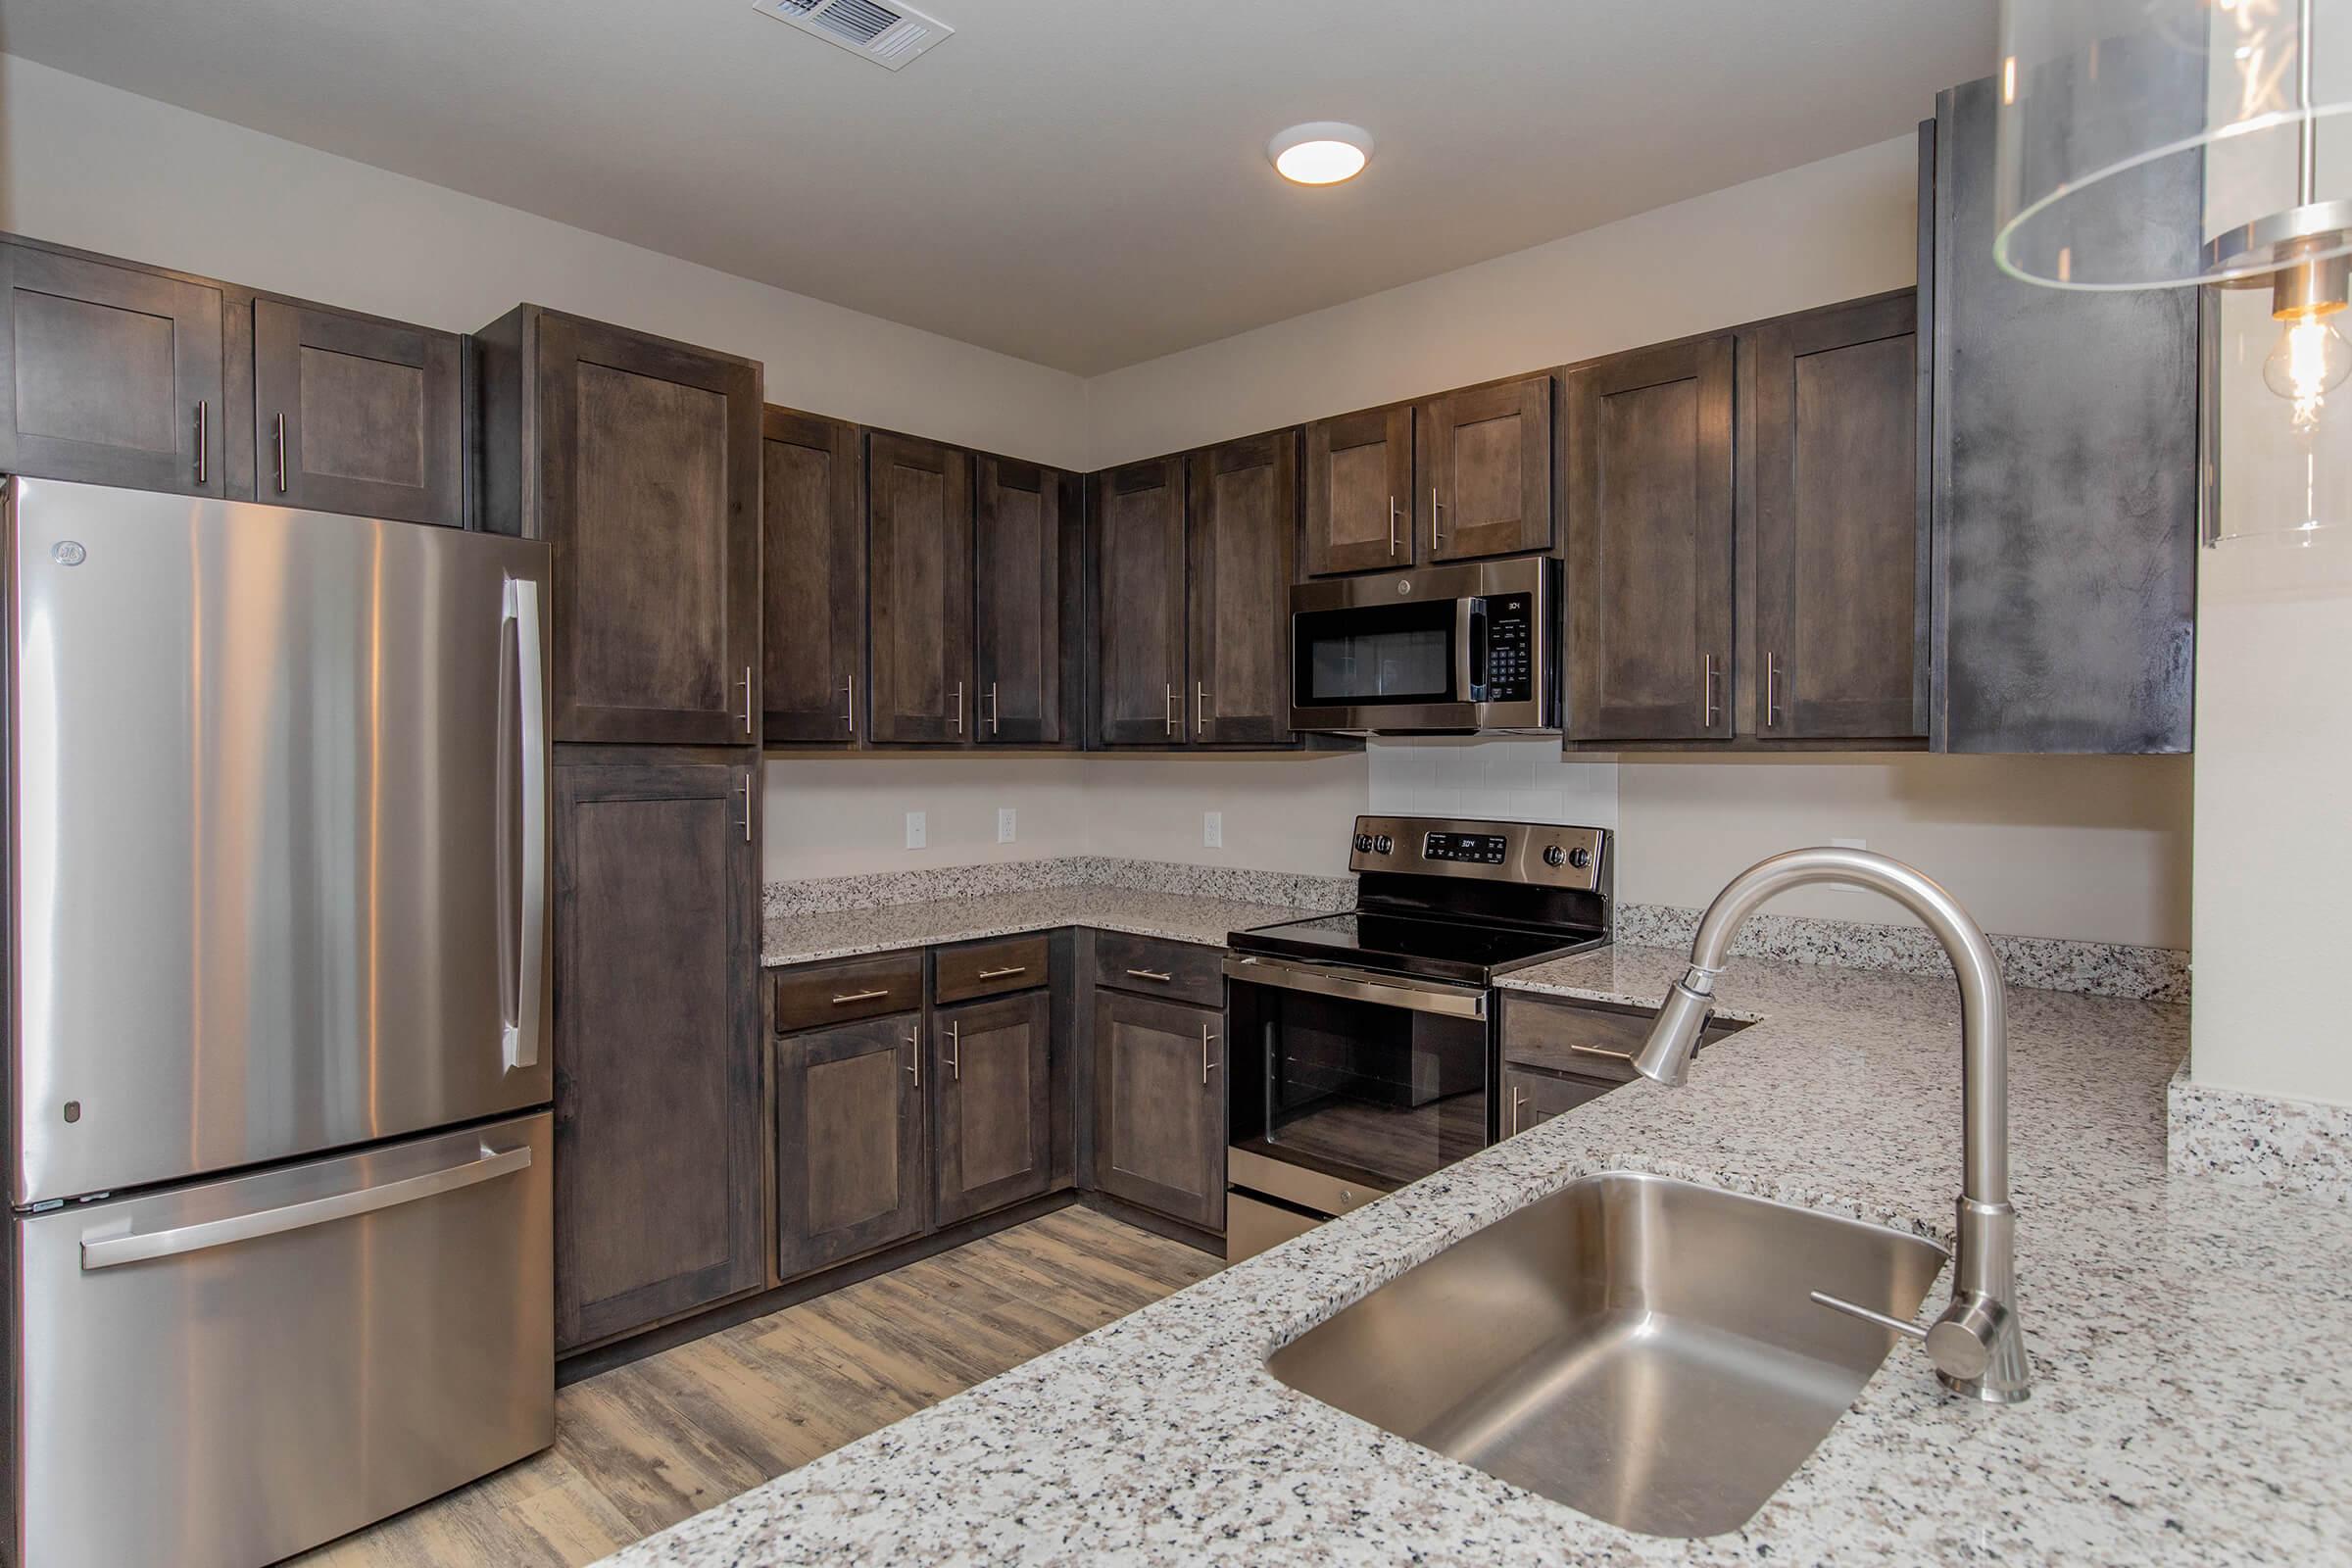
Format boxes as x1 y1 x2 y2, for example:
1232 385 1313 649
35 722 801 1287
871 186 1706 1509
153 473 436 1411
1999 0 2352 544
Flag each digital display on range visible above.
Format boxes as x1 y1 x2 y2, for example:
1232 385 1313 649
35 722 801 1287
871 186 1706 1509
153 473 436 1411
1424 831 1508 864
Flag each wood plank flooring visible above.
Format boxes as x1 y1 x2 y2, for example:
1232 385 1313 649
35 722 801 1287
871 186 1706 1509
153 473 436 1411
292 1204 1220 1568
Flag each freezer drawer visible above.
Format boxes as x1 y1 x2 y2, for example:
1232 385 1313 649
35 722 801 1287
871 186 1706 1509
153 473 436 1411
11 1112 554 1568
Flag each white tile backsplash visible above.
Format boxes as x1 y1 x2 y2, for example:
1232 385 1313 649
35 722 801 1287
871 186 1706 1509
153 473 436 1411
1367 738 1619 828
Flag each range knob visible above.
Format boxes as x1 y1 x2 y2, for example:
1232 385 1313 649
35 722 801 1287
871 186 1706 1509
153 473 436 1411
1373 834 1395 855
1543 845 1567 868
1568 846 1593 870
1353 832 1375 854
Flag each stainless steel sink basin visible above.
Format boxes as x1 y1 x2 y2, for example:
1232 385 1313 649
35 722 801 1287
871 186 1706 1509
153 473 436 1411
1266 1170 1948 1538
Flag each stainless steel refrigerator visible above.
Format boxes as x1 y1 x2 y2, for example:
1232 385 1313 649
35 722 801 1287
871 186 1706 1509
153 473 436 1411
2 477 557 1568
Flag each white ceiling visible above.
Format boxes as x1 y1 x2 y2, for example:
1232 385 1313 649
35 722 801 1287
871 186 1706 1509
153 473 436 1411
0 1 1996 375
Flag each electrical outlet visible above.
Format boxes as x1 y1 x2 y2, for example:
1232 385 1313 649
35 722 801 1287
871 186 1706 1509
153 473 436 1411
905 811 927 850
1203 810 1223 849
998 808 1017 844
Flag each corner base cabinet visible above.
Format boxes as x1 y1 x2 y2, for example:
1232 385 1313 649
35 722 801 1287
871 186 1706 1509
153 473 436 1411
933 990 1054 1225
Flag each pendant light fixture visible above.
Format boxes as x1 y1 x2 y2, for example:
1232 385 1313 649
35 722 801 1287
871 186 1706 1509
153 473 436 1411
1995 0 2352 545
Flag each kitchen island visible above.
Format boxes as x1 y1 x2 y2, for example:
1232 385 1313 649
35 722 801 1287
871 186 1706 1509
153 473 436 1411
603 944 2352 1566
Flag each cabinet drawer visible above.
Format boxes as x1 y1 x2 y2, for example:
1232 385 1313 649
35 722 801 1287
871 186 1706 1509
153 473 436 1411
935 933 1051 1004
1093 931 1224 1008
774 951 924 1033
1499 993 1747 1081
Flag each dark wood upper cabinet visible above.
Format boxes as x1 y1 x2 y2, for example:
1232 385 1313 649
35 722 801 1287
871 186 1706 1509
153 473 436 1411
1091 456 1190 746
247 297 463 526
477 306 762 747
552 760 762 1351
974 455 1078 747
1090 988 1224 1231
1419 375 1553 562
867 432 974 745
0 240 223 495
760 407 865 746
1188 431 1297 746
1565 333 1736 743
1302 405 1414 575
1931 83 2198 754
774 1009 929 1280
1743 291 1927 741
932 989 1054 1227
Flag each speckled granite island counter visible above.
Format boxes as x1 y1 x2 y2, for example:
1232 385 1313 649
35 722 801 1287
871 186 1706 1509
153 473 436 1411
606 943 2352 1566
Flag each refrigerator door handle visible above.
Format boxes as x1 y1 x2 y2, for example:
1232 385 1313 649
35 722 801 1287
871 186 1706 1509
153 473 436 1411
502 575 549 1072
77 1144 534 1271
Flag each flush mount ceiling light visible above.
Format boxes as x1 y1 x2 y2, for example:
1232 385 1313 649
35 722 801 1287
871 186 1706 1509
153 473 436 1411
1268 122 1374 186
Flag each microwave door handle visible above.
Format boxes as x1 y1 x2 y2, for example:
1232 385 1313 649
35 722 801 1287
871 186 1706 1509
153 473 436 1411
1458 596 1489 703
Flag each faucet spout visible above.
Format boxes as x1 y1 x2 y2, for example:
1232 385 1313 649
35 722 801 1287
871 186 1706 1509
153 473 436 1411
1631 846 2031 1403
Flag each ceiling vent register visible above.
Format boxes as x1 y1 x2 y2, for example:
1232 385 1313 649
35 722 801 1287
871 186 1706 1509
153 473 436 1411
749 0 954 70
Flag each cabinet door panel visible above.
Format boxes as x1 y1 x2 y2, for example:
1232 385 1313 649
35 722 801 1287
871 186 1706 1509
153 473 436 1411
1421 376 1552 561
934 990 1053 1226
1091 457 1189 746
761 408 865 744
0 243 222 494
1748 293 1926 740
1188 432 1297 746
554 762 761 1351
868 432 974 745
1565 335 1735 742
1091 991 1223 1230
776 1013 928 1278
1500 1066 1617 1138
975 456 1075 746
1302 405 1413 575
537 316 761 745
252 299 463 525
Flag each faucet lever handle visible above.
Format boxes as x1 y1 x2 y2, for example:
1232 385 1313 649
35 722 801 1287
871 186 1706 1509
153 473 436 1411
1809 1291 1927 1342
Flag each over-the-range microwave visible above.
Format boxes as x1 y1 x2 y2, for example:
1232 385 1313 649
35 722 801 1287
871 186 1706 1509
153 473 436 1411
1289 556 1558 734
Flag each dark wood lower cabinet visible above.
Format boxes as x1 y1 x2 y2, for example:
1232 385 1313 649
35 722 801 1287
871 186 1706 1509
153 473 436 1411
775 1011 929 1278
1090 989 1225 1231
933 990 1054 1226
553 760 762 1352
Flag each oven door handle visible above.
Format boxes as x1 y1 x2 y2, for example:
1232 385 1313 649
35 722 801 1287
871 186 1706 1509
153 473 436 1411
1223 954 1490 1020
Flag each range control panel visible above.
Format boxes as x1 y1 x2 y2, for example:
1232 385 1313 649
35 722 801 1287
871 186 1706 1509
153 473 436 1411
1346 814 1607 891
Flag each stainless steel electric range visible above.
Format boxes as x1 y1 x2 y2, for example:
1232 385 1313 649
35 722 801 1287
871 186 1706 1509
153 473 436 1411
1221 814 1611 1260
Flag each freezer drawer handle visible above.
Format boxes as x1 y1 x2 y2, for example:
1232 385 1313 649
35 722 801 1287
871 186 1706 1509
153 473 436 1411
78 1144 535 1272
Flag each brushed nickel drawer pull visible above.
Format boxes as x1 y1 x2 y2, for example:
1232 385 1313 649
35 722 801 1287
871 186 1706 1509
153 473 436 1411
832 988 892 1005
1126 968 1174 983
975 964 1028 980
1569 1042 1639 1061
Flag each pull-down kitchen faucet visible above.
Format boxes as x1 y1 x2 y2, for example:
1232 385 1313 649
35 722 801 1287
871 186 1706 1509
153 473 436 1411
1632 846 2032 1403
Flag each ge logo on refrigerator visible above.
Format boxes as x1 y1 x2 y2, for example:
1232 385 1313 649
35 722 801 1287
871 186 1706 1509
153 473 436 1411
50 540 87 566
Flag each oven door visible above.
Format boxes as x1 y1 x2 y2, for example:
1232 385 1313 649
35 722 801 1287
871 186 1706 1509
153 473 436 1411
1225 956 1492 1211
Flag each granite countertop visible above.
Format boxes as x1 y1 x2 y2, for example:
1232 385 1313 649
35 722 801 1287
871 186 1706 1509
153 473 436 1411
609 944 2352 1566
762 887 1328 966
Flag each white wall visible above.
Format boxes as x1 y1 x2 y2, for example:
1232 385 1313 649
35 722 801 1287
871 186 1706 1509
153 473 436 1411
763 752 1368 881
0 56 1089 466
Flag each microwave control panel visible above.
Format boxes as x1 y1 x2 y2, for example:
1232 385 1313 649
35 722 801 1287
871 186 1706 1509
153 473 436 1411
1482 593 1535 702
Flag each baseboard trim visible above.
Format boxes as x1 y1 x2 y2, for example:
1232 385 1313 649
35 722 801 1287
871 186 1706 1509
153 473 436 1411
1074 1191 1226 1257
558 1189 1079 1385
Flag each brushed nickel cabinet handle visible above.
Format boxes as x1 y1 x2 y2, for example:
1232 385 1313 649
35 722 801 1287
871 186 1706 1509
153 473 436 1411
737 774 752 844
1195 682 1211 737
1431 485 1444 550
945 1020 961 1082
952 680 964 736
987 681 1001 735
975 964 1027 980
832 988 892 1005
1509 1087 1527 1137
271 412 288 494
1569 1042 1638 1062
1766 651 1784 729
1163 685 1177 737
1126 968 1174 983
1388 495 1400 558
739 665 754 735
906 1026 920 1088
193 399 208 484
843 676 857 735
1701 653 1722 728
1202 1026 1220 1086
